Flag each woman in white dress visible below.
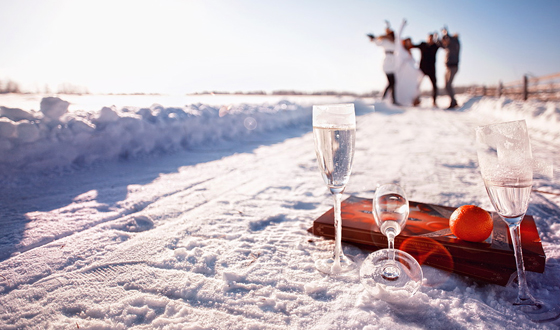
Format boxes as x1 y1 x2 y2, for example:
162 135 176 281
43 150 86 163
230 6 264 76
394 20 423 106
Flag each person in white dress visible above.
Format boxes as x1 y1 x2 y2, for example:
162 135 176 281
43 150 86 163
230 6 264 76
394 20 423 106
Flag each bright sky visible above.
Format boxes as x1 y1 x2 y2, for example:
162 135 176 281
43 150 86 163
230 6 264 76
1 0 559 95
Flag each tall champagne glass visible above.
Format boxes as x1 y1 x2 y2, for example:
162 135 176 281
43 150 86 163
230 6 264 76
476 120 558 322
360 184 423 296
313 103 356 274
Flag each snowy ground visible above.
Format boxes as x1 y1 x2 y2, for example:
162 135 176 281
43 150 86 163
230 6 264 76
0 94 559 329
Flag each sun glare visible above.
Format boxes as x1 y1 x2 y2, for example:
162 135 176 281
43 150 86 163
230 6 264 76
12 0 212 94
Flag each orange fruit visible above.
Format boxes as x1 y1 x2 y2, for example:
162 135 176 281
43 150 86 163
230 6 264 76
449 205 493 242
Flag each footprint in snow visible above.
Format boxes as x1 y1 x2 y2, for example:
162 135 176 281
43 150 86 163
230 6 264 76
112 215 154 233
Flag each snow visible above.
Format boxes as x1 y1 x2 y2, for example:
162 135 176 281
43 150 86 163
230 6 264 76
0 93 559 329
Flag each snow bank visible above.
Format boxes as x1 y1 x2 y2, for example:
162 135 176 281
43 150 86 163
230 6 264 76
467 96 560 141
1 95 559 178
0 97 314 177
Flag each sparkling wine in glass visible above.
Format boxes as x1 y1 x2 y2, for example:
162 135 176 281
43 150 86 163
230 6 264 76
476 120 559 322
360 184 423 296
313 103 356 274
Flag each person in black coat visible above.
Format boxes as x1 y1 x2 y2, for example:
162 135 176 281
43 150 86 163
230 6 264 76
413 33 440 107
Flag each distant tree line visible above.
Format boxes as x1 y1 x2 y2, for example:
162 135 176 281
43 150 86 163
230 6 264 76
0 79 22 94
189 90 376 97
0 79 90 95
56 82 90 95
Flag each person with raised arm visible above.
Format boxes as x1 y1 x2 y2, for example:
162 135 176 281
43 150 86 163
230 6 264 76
368 22 399 105
439 26 461 109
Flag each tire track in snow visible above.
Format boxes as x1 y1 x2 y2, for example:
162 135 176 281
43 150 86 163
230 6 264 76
0 175 216 263
0 147 295 294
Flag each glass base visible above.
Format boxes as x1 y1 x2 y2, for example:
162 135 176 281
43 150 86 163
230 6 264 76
315 254 355 275
360 249 423 297
514 296 560 323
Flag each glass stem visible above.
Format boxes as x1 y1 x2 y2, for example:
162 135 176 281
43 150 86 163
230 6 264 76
508 222 533 303
386 229 396 263
333 192 343 266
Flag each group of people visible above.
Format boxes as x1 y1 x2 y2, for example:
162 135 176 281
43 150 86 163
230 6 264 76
367 20 460 109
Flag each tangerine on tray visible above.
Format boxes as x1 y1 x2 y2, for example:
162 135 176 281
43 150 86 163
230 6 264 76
449 205 493 242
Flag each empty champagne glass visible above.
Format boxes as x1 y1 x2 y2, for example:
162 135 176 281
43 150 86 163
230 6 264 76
360 183 423 297
476 120 559 322
313 103 356 274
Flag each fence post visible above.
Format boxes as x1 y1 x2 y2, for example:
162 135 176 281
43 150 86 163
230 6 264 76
498 81 502 97
523 75 528 100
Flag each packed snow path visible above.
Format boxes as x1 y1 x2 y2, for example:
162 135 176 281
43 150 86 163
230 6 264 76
1 97 559 329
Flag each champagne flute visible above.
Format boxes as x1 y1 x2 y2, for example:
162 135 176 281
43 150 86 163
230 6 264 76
360 183 423 296
313 103 356 274
476 120 558 322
